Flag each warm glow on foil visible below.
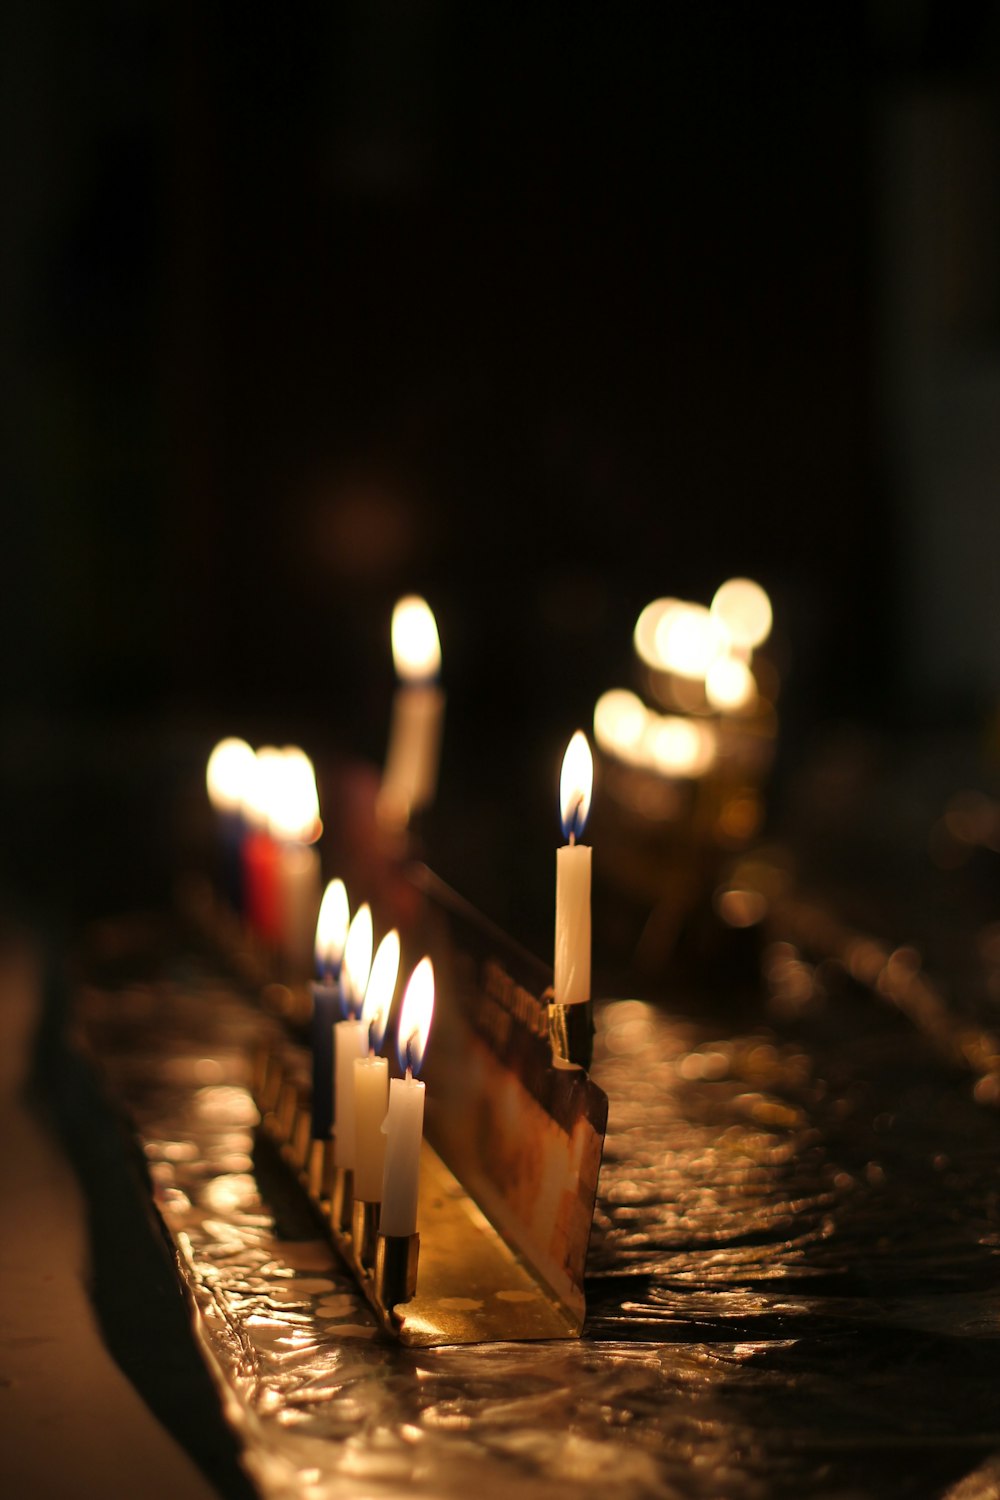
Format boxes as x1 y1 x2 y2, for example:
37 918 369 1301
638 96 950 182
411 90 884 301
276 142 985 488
705 653 756 713
653 602 730 680
391 595 441 681
711 577 772 650
341 904 374 1018
559 730 594 840
206 737 257 814
594 690 648 765
362 929 400 1052
314 878 350 974
633 598 680 668
397 956 435 1075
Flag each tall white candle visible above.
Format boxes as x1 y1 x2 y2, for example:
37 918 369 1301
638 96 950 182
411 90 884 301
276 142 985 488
380 1075 425 1236
333 903 373 1170
380 956 435 1237
269 747 322 973
352 928 400 1201
380 596 445 823
554 731 594 1007
354 1057 389 1199
310 879 350 1141
279 841 322 973
334 1020 368 1168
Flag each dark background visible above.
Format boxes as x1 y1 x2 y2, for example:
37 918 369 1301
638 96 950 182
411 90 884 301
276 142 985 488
3 2 1000 941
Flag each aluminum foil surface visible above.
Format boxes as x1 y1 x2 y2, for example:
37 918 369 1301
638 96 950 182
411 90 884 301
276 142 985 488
77 940 1000 1500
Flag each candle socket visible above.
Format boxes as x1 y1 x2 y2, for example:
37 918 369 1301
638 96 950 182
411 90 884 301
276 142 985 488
374 1231 419 1314
331 1166 354 1235
307 1138 335 1201
275 1079 299 1141
549 998 595 1070
351 1198 381 1271
291 1109 312 1171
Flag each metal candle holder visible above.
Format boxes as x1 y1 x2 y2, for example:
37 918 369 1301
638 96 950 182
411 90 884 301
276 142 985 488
254 864 608 1346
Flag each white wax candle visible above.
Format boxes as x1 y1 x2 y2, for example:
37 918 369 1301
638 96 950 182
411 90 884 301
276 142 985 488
382 683 445 817
380 595 444 822
554 842 592 1006
353 1055 389 1200
554 730 594 1007
278 841 322 974
379 1075 425 1236
333 1019 368 1168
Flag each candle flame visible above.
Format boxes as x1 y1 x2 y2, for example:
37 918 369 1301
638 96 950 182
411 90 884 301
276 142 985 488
391 595 441 681
268 746 321 843
397 956 435 1076
711 577 772 650
705 653 757 713
645 715 717 776
593 690 648 767
559 730 594 841
244 745 282 829
653 602 730 680
633 598 680 668
206 737 257 814
341 903 374 1018
362 929 400 1053
315 878 350 977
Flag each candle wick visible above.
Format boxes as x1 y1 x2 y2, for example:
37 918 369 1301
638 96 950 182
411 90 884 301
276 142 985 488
568 830 576 847
405 1065 413 1082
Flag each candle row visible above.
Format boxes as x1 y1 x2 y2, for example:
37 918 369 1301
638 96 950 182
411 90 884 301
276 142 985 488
311 880 435 1239
207 598 600 1077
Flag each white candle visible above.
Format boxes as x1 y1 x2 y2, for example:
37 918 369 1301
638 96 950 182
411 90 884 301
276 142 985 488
334 1020 368 1168
380 596 445 823
333 903 373 1170
278 841 321 973
380 956 435 1237
554 731 594 1007
268 747 322 972
354 1056 389 1199
352 928 400 1201
380 1075 425 1236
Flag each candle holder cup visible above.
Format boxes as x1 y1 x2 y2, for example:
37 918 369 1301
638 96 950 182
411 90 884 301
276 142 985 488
374 1232 419 1319
331 1166 354 1235
352 1198 381 1271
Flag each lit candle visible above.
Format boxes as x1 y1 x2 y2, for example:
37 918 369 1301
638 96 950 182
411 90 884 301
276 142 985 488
353 929 400 1202
310 879 349 1142
205 737 256 912
334 903 373 1170
554 731 594 1007
380 957 435 1237
270 747 323 975
242 746 283 945
379 595 445 827
710 577 773 653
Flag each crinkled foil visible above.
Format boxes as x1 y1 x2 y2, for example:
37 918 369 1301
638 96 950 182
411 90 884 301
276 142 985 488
77 952 1000 1500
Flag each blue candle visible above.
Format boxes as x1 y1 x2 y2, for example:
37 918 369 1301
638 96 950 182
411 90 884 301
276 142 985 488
205 738 256 914
310 879 350 1140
